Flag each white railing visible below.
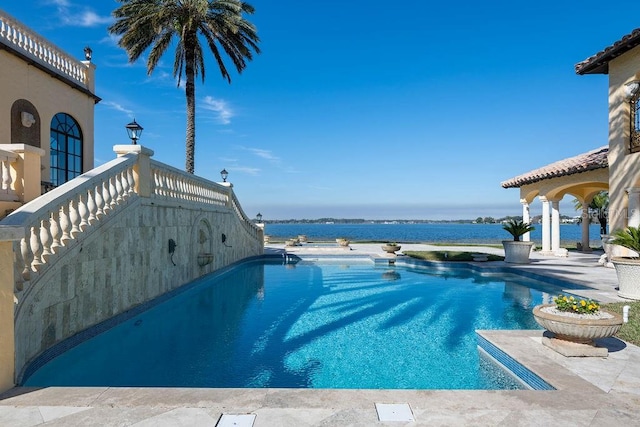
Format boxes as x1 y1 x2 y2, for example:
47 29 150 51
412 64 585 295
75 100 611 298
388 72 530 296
150 160 261 239
151 160 229 207
2 149 262 295
0 11 88 87
0 149 18 202
2 154 137 291
231 191 261 240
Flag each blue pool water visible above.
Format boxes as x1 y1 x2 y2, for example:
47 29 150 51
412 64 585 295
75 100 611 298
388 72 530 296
23 259 572 389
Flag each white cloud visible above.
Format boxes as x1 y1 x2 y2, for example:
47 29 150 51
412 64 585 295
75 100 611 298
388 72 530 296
201 96 233 124
101 101 133 116
100 34 121 47
50 1 112 28
47 0 71 6
229 166 261 176
249 148 279 161
74 11 112 27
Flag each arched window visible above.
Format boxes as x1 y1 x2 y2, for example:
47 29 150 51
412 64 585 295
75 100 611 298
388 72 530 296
50 113 83 186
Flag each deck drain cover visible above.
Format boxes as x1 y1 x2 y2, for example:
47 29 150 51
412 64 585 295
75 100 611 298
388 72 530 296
375 403 415 422
217 414 256 427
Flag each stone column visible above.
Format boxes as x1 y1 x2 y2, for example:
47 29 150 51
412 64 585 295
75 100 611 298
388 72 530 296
520 199 531 242
581 204 591 252
626 187 640 228
113 145 155 198
551 199 561 253
540 196 551 255
0 144 45 203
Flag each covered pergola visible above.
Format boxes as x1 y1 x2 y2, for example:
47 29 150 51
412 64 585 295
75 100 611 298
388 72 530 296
501 146 609 255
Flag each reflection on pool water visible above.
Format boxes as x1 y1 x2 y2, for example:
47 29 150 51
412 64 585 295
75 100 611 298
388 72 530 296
23 258 576 389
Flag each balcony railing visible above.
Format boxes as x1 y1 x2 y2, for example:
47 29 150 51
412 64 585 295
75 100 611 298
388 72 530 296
0 11 89 88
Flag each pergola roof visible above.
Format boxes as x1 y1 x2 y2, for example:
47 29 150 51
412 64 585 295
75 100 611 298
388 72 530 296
575 28 640 75
501 146 608 189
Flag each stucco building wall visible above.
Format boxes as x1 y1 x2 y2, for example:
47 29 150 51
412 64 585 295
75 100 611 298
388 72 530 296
0 47 96 183
607 47 640 230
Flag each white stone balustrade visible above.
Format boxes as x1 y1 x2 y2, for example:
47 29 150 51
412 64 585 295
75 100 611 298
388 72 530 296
0 11 89 88
151 160 230 207
1 154 138 291
231 191 262 240
0 149 18 202
1 146 262 295
0 144 45 207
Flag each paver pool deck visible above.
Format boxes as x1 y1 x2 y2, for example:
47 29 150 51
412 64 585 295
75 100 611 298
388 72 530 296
1 244 639 426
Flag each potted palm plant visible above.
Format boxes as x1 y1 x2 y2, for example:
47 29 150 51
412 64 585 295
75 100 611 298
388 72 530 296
609 226 640 300
502 219 535 264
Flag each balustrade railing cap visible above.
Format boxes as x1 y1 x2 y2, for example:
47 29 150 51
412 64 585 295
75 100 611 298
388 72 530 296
113 144 154 157
0 144 45 156
0 225 25 241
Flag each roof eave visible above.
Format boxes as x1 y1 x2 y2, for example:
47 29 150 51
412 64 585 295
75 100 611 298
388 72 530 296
575 29 640 75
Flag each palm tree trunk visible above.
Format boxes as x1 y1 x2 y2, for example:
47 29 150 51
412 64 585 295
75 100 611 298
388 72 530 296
185 38 196 175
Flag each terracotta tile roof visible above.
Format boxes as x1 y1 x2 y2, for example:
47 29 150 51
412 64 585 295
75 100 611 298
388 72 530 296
575 28 640 75
501 146 608 189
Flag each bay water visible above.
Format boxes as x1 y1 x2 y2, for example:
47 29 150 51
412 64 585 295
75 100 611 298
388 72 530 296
264 222 604 246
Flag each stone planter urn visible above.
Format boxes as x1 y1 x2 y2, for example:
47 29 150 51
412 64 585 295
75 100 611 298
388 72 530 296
336 238 350 247
502 241 534 264
533 304 623 356
285 239 298 247
611 257 640 300
381 244 401 254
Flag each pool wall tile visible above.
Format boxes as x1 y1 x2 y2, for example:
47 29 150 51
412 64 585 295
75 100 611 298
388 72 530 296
476 333 555 391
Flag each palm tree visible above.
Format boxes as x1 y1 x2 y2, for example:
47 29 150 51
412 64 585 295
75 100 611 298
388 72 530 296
109 0 260 174
573 191 609 235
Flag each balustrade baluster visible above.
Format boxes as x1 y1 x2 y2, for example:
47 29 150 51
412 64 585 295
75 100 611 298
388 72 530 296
39 218 52 262
126 167 135 197
29 226 43 271
94 183 105 218
78 193 89 231
69 199 81 238
20 237 31 282
159 173 166 197
120 170 130 201
114 172 124 203
2 158 12 190
87 189 97 224
102 180 112 214
49 210 62 253
168 174 175 198
109 176 118 209
178 178 184 200
152 171 160 196
59 204 71 246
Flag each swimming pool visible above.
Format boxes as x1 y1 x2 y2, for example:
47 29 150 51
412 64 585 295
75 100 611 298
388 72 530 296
22 258 574 389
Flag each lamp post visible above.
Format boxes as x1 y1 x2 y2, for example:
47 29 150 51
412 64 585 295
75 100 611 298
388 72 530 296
125 119 143 144
220 168 228 182
256 212 263 223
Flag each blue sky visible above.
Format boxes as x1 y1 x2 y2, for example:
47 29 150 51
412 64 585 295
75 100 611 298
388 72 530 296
3 1 637 220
